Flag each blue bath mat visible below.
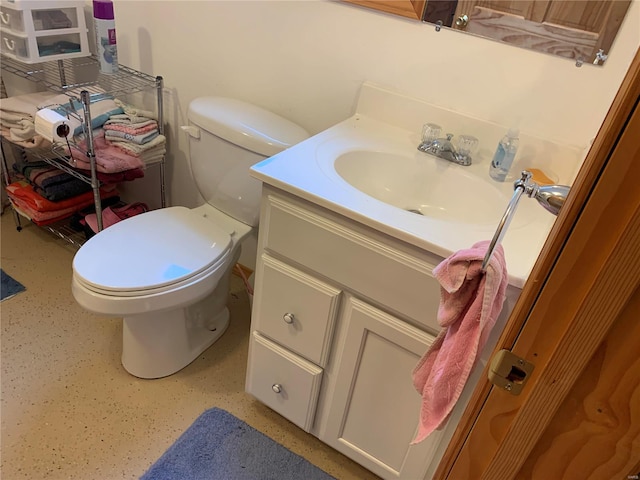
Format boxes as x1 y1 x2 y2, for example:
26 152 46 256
140 408 336 480
1 269 25 302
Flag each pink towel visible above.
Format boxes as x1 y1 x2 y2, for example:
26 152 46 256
412 240 508 443
103 121 158 136
66 131 145 173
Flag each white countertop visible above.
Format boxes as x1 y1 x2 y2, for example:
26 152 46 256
250 84 576 289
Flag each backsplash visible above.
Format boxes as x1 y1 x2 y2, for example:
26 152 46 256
356 82 584 185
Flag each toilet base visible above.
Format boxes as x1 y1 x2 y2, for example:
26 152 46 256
121 301 230 379
118 243 241 379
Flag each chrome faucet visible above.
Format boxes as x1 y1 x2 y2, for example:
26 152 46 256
418 132 477 166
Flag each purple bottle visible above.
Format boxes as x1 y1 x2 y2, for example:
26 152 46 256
93 0 118 74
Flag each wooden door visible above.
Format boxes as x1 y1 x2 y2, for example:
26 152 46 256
343 0 426 20
434 49 640 479
453 0 631 63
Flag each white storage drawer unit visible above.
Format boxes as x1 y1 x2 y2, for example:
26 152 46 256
0 0 89 63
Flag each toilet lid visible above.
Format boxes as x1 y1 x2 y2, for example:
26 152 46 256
73 207 232 292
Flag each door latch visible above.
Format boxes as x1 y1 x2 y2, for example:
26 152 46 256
488 349 534 395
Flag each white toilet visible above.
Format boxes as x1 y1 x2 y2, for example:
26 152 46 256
72 97 309 379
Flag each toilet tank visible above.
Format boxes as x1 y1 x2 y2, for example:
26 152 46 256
186 97 309 227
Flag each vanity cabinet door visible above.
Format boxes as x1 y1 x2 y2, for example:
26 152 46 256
321 296 441 480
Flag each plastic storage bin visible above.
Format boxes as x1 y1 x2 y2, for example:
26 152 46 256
0 0 89 63
1 29 29 59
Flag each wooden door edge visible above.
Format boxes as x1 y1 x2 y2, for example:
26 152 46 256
483 196 640 478
432 47 640 480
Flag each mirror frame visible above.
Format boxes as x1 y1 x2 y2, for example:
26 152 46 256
343 0 426 21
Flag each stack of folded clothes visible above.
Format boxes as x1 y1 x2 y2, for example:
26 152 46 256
0 91 59 148
67 130 147 173
61 101 165 176
103 100 166 165
14 159 92 201
7 157 120 225
0 88 124 147
5 180 118 226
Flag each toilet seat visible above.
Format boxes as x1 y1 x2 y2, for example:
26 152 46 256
73 251 231 298
73 206 232 295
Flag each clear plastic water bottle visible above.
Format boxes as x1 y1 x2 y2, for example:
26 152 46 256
489 128 519 182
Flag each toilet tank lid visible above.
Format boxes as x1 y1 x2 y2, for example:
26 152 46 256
188 97 310 157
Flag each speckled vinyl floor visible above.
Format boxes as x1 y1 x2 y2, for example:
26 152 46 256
0 210 379 480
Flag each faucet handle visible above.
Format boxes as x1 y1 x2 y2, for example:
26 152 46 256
456 134 479 157
421 123 442 145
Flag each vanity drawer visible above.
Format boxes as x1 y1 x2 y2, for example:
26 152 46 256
246 332 323 432
261 191 443 332
253 254 341 366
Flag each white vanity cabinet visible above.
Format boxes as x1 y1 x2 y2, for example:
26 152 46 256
246 185 447 479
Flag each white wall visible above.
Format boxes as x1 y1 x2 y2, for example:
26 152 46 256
111 0 639 210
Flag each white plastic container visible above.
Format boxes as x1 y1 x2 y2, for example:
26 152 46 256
92 0 118 74
0 0 89 63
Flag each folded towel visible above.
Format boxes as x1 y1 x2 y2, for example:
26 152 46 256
1 91 60 143
67 131 145 173
104 116 156 128
74 167 145 184
139 151 166 165
0 91 59 121
7 118 37 142
114 99 157 120
9 190 118 226
107 133 166 155
104 129 159 145
412 240 508 443
103 122 158 136
10 200 82 226
5 180 117 214
39 92 124 137
15 160 92 201
0 126 51 149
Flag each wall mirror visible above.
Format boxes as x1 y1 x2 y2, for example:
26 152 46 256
344 0 632 66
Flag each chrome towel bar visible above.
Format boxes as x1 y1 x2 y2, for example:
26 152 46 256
481 171 571 273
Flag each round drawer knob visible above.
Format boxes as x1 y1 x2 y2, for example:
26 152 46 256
283 313 295 324
272 384 283 394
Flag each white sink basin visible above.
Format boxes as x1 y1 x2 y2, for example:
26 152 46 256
333 150 509 225
251 112 556 287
